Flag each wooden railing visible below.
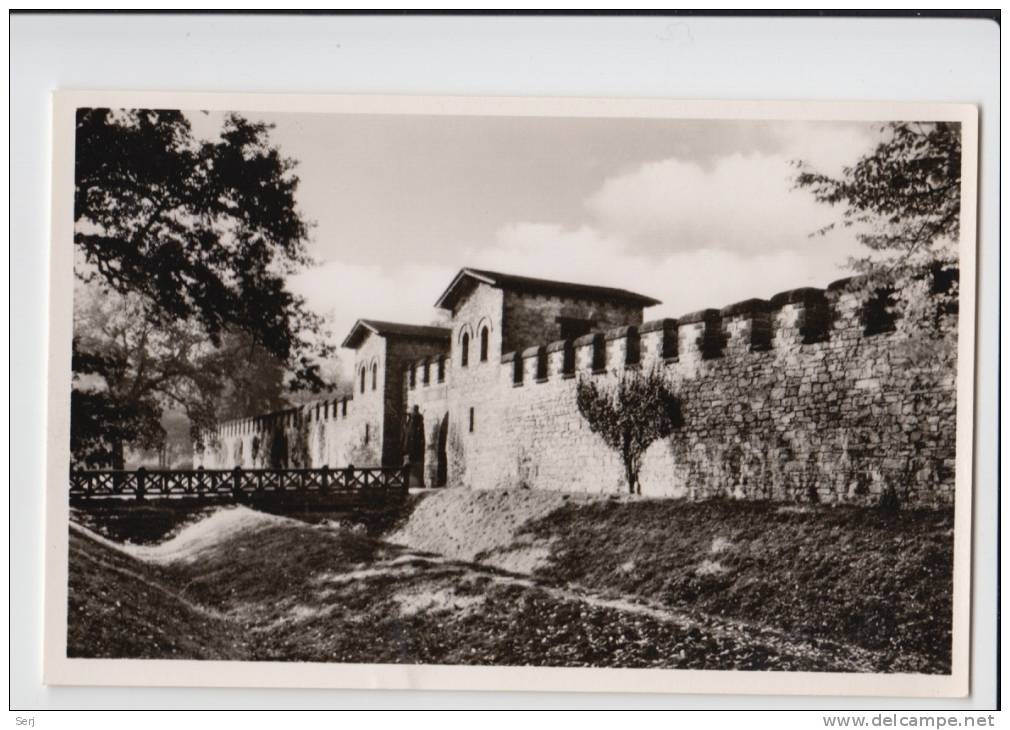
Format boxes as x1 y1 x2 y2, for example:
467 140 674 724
69 465 411 503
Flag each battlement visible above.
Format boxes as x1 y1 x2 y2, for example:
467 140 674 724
494 278 931 384
405 353 450 391
213 393 355 440
204 268 957 507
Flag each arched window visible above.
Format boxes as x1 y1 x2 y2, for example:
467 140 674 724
461 332 470 367
480 327 489 362
371 363 378 390
359 367 365 394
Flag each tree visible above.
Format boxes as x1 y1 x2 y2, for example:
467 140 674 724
73 284 295 467
576 370 683 495
796 122 962 510
72 108 329 466
794 122 961 361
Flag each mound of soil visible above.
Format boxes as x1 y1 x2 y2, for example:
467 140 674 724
389 490 954 673
66 519 871 671
119 506 292 564
388 488 571 571
67 525 248 659
70 502 222 545
67 492 953 673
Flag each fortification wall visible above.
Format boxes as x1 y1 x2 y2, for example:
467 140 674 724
408 278 956 507
405 367 450 486
205 275 957 507
195 392 369 471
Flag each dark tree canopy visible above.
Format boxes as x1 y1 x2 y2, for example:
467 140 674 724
576 370 682 495
72 108 330 467
74 108 324 381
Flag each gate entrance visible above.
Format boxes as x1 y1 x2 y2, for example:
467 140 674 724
435 413 449 487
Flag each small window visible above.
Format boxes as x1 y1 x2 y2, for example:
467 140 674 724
371 363 378 390
423 360 430 385
480 327 489 362
359 367 366 394
341 399 347 417
461 332 470 367
364 423 370 444
558 316 595 341
468 407 475 433
437 357 445 383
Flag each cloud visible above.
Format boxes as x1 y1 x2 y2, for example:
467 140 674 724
582 121 878 257
467 221 856 322
586 152 839 256
286 119 881 378
287 261 456 377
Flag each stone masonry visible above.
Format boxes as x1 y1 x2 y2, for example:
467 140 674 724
199 267 957 507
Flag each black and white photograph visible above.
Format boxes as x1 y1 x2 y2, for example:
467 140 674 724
44 93 977 696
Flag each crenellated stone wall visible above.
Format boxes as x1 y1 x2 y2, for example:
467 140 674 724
202 274 957 507
195 393 360 471
404 277 957 506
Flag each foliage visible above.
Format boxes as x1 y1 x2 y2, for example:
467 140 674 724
71 285 292 467
576 370 683 494
794 122 961 363
72 108 330 465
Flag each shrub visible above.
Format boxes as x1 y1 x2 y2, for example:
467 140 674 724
576 370 683 495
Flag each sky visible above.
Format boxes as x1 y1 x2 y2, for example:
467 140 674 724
189 111 883 376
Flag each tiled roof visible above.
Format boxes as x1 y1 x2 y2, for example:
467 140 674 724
341 319 451 349
434 267 662 310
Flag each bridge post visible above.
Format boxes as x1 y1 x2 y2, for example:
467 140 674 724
136 467 146 501
232 466 242 501
320 465 329 494
345 464 354 493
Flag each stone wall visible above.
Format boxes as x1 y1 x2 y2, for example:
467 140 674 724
381 336 451 467
195 394 362 471
501 289 644 354
443 283 505 491
405 279 957 507
204 276 957 508
347 332 387 466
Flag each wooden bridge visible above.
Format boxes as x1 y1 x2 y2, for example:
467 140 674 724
69 465 411 506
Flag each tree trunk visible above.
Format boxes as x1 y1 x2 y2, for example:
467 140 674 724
112 439 125 470
621 432 633 494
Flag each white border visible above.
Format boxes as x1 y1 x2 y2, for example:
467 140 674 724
41 91 979 698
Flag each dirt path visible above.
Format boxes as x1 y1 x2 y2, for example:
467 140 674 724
314 548 882 673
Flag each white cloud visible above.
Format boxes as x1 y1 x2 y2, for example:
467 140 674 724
468 221 857 322
287 261 456 378
587 152 846 256
287 120 880 378
582 121 878 257
776 121 882 179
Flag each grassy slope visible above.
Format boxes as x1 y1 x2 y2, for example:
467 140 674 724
67 529 248 659
71 503 222 544
68 512 881 671
520 499 953 673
